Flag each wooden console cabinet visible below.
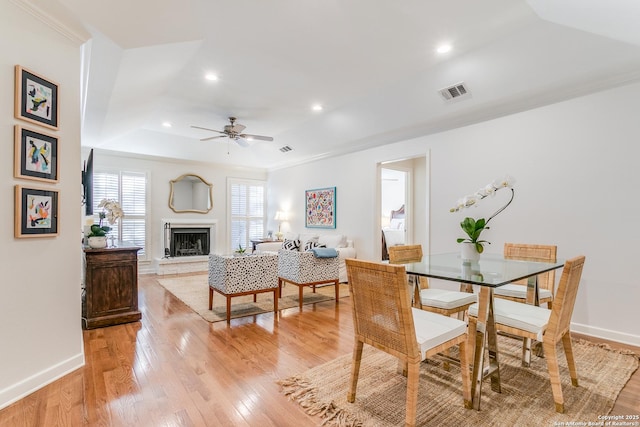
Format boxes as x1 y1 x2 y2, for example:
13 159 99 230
82 243 142 329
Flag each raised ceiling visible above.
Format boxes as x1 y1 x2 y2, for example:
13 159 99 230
30 0 640 169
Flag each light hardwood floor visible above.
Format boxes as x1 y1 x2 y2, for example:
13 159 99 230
1 273 638 426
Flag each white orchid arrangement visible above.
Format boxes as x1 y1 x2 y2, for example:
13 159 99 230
98 198 124 225
89 199 124 237
450 175 515 253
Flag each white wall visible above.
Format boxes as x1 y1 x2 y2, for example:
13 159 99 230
88 149 267 269
1 1 84 409
267 81 640 346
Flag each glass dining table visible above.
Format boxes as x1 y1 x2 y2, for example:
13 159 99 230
402 252 565 410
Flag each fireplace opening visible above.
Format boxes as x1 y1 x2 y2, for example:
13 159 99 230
170 227 210 257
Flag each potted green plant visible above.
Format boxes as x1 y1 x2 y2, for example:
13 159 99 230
87 223 110 248
457 217 489 256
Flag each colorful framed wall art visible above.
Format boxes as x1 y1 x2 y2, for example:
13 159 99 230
305 186 336 229
15 185 59 238
14 65 59 130
14 125 59 183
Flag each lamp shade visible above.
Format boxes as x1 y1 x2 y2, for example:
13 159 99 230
274 211 288 221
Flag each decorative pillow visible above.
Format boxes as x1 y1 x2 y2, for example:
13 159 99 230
304 241 326 251
298 234 319 252
318 234 346 248
282 238 300 251
298 233 318 242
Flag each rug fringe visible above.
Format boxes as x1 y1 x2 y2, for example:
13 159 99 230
277 376 363 427
576 338 640 359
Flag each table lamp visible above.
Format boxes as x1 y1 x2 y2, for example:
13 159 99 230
274 211 288 240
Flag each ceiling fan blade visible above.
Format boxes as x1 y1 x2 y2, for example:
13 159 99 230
200 135 228 141
235 138 250 148
240 133 274 142
191 125 225 134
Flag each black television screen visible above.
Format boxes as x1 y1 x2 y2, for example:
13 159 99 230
82 149 94 215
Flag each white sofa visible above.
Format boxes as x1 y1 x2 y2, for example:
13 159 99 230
255 232 356 283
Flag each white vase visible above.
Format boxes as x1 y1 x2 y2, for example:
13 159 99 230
460 242 480 262
88 236 107 249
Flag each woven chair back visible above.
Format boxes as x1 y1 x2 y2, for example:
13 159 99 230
547 256 585 341
345 259 421 361
388 245 423 264
504 243 557 292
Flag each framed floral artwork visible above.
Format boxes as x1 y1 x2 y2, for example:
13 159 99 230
14 125 59 183
14 65 59 130
15 185 59 238
305 187 336 229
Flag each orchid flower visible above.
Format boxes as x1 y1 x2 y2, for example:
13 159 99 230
450 175 516 213
98 198 124 225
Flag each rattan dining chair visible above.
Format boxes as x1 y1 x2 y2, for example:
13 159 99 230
388 245 477 317
494 243 557 308
468 255 586 413
345 259 472 427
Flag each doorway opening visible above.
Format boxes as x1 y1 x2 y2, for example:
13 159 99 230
377 155 428 260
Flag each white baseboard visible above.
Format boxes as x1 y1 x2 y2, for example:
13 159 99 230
0 352 85 410
572 322 640 347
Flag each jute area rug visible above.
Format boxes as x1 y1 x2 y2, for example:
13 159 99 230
157 274 349 323
278 336 638 427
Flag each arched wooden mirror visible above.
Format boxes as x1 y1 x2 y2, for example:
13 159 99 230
169 174 213 213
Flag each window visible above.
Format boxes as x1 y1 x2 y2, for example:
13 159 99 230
228 178 266 252
93 169 148 257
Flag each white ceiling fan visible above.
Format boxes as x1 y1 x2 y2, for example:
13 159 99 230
191 117 274 147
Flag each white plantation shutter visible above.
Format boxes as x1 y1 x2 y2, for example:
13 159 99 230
93 169 148 257
228 179 265 252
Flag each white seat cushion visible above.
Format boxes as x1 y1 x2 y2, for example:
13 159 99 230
420 288 477 310
494 284 553 300
412 308 467 355
468 298 551 341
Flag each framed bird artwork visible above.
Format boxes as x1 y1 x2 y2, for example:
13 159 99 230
14 185 59 238
14 65 59 130
14 125 59 183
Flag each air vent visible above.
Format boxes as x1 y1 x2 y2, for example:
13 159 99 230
279 145 293 153
438 82 470 101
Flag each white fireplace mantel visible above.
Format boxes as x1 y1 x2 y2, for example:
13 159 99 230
161 218 218 227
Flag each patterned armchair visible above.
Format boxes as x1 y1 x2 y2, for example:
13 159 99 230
208 253 279 322
277 249 340 310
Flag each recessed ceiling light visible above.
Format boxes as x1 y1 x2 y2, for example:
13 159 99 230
162 121 172 128
205 73 218 81
436 44 452 54
311 104 323 112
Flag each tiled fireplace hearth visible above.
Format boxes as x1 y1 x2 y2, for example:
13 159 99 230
154 218 217 275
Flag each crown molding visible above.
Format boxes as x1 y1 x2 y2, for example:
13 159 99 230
9 0 89 44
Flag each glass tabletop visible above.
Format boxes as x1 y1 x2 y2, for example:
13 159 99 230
403 252 564 287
